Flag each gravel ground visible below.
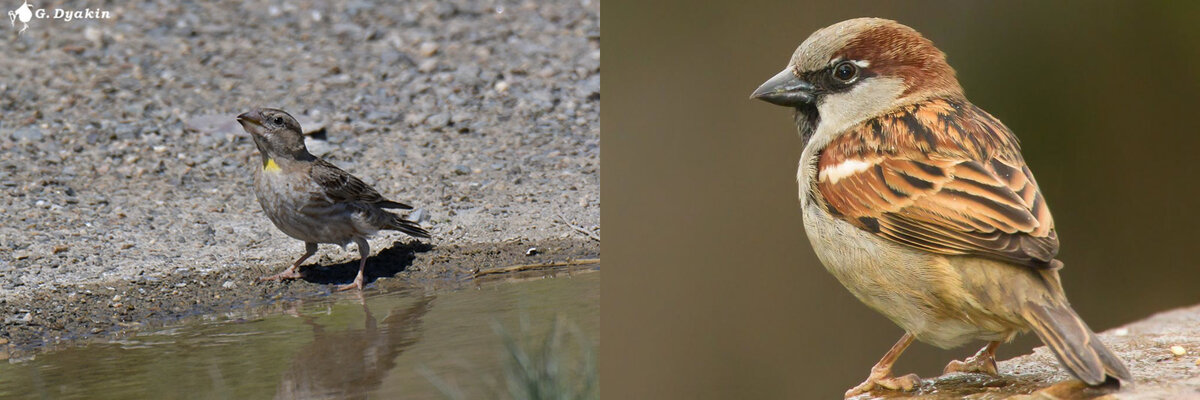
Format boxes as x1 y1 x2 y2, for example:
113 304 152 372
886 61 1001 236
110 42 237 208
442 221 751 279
0 238 599 356
0 0 600 303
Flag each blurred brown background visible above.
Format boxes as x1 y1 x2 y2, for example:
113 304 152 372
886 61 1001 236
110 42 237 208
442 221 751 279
603 1 1200 398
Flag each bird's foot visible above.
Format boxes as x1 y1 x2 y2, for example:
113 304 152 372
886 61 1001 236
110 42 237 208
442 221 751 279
257 266 303 283
943 352 998 376
335 274 364 292
943 342 999 376
845 367 920 398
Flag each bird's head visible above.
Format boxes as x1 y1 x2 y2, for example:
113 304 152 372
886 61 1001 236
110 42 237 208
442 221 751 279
236 108 310 160
752 18 963 137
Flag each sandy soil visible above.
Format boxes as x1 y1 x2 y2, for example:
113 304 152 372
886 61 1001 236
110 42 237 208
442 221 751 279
0 0 599 351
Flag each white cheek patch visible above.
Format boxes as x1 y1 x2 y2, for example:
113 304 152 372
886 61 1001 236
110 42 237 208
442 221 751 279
819 159 873 183
812 77 907 143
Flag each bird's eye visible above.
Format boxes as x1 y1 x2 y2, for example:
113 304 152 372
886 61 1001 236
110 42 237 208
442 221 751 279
272 116 284 125
832 61 858 82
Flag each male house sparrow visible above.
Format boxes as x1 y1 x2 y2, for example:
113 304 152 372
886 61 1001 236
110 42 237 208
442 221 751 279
236 108 429 291
751 18 1131 397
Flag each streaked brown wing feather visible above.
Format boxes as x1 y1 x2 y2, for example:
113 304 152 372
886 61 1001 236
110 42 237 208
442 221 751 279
816 98 1058 267
310 158 405 206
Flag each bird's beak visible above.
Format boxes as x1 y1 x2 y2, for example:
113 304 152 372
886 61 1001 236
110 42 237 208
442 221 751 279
236 111 262 128
751 68 815 107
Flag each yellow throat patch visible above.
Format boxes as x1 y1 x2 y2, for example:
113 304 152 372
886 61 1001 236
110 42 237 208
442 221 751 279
263 158 281 172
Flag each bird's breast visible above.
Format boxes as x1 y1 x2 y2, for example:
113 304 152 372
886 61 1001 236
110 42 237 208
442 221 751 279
800 199 1022 348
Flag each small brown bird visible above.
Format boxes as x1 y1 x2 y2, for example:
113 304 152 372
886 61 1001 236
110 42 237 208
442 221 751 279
236 108 429 291
751 18 1131 397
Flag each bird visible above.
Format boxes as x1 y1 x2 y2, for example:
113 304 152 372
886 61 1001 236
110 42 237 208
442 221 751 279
750 18 1131 397
235 108 430 291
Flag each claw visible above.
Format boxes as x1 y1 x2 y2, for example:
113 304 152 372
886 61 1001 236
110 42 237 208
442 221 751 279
943 341 1000 376
258 266 303 282
336 240 369 292
335 271 365 291
844 333 921 398
845 370 920 397
260 243 317 284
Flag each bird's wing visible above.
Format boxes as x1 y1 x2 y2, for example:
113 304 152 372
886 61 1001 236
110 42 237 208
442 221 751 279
814 98 1058 267
310 158 412 208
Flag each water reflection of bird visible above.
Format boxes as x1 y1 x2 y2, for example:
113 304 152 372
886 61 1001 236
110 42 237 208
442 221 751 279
273 295 435 399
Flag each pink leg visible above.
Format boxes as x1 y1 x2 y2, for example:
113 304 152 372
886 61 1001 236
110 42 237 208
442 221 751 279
845 333 921 398
259 242 317 283
336 238 369 291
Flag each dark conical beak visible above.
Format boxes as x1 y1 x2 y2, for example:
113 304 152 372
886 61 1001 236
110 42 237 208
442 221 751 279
751 68 815 107
236 110 262 127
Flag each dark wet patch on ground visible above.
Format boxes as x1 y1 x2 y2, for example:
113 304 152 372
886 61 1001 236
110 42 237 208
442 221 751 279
0 238 599 360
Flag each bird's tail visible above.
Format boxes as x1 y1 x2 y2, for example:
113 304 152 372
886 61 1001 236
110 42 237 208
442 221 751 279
1021 300 1132 386
386 213 430 239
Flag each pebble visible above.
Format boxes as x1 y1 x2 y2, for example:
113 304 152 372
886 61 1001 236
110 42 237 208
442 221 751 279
295 116 326 135
418 42 440 57
418 59 438 73
409 208 429 223
427 113 450 127
455 65 482 86
1171 345 1187 356
222 281 237 289
12 127 42 141
453 165 471 175
5 313 30 324
305 137 334 156
381 50 412 66
185 114 241 137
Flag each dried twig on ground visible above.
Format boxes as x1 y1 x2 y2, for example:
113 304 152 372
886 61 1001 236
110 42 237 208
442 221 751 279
556 213 600 241
473 258 601 278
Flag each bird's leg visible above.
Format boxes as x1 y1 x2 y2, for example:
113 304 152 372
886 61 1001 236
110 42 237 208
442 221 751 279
845 333 921 398
943 341 1001 376
259 242 318 282
336 238 370 291
334 257 367 292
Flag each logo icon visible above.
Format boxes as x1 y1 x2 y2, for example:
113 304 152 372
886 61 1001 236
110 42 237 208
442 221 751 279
7 0 31 34
6 1 112 35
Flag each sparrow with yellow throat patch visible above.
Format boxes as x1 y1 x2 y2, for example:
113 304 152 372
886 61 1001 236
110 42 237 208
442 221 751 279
751 18 1132 397
236 108 429 291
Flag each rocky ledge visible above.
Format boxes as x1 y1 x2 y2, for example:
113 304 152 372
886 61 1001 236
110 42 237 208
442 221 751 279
860 303 1200 399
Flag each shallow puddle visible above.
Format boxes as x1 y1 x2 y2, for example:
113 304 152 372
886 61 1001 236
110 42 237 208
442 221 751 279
0 270 599 399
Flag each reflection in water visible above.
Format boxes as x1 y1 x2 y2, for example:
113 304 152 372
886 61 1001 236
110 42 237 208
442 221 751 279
0 272 599 400
274 295 435 400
